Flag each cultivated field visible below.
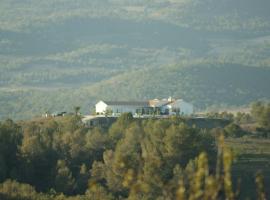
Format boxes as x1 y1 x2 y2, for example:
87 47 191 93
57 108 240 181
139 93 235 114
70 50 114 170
226 137 270 199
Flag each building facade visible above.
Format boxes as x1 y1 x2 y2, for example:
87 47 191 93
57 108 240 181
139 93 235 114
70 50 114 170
95 101 151 116
95 98 194 116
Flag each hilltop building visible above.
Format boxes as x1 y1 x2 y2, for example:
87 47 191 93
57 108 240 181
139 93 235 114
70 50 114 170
95 97 194 116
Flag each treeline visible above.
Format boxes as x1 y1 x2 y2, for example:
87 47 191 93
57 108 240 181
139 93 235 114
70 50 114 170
0 114 216 199
1 0 269 32
0 109 269 199
251 102 270 130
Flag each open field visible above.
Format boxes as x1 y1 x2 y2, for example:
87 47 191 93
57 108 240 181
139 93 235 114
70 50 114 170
226 137 270 199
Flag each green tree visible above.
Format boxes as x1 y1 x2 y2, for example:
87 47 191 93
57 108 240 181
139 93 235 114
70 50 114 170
251 102 270 130
251 102 265 121
55 160 75 195
86 183 115 200
74 164 89 194
19 120 58 190
0 180 41 200
74 106 81 116
109 113 134 143
0 119 22 182
224 123 246 138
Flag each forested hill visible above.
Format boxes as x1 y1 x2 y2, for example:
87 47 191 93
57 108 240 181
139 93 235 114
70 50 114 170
1 0 270 119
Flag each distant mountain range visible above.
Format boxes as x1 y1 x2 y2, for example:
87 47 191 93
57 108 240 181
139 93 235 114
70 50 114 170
0 0 270 119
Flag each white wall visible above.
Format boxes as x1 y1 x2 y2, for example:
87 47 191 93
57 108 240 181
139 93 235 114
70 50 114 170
95 101 108 114
172 100 194 115
96 102 140 115
95 100 194 116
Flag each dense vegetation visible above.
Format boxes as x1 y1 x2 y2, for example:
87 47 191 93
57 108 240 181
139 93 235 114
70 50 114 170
1 1 270 198
0 108 269 199
0 114 216 198
1 0 270 119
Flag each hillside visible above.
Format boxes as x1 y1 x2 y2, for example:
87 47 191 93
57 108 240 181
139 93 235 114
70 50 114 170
0 113 269 199
0 0 270 119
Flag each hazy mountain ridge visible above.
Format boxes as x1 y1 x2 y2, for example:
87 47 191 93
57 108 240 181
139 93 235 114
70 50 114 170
1 0 270 32
0 0 270 119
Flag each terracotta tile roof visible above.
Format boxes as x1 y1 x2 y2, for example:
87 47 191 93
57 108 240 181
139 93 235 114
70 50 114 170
149 100 172 107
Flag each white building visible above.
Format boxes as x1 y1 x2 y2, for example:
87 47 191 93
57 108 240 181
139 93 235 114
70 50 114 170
95 98 194 116
166 99 194 115
95 101 150 116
